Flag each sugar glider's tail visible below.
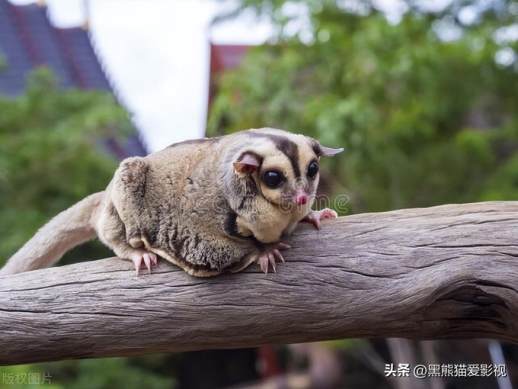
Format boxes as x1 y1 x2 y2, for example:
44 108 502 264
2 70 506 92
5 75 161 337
1 192 105 275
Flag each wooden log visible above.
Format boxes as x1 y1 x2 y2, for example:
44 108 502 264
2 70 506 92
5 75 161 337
2 201 518 365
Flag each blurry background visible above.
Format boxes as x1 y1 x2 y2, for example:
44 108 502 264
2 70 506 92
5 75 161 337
1 0 518 388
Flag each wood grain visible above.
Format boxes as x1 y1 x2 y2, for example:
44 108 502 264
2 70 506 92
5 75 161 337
2 201 518 365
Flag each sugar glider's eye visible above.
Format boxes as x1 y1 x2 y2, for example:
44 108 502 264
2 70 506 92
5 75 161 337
307 160 319 179
262 170 285 188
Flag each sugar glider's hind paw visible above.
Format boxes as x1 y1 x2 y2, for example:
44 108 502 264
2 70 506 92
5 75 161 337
255 242 291 274
129 250 158 275
301 208 338 230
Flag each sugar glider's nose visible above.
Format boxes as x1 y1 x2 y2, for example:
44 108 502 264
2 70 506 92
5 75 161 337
295 192 308 205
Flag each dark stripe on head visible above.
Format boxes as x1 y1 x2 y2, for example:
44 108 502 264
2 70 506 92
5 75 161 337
224 211 239 237
247 132 301 178
311 140 322 157
223 209 257 242
237 178 258 210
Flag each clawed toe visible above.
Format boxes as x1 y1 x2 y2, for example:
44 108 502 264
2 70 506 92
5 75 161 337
320 208 338 220
302 208 338 230
257 254 269 274
257 253 276 274
256 242 289 274
272 249 285 263
131 251 159 275
277 242 291 250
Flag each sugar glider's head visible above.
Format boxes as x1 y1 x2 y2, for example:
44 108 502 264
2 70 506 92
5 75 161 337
232 128 343 212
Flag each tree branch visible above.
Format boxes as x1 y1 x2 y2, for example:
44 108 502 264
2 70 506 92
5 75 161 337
2 201 518 365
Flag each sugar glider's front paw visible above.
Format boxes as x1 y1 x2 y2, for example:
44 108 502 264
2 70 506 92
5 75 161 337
255 242 291 274
302 208 338 230
129 250 158 275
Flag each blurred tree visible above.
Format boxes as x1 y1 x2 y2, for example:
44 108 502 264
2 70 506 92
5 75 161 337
0 68 130 262
209 0 518 213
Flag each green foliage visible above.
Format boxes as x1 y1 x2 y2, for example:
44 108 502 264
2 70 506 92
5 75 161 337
69 359 173 389
0 68 132 261
0 358 174 389
0 364 60 389
209 0 518 212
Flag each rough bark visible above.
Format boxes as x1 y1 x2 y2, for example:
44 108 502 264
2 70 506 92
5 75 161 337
2 201 518 365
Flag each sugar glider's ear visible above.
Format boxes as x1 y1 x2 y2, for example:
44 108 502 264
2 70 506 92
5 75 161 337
319 145 344 157
311 138 344 157
233 151 262 175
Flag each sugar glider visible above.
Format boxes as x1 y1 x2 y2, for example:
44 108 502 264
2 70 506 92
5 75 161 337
1 128 343 277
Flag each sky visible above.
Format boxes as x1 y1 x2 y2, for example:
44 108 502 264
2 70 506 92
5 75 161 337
10 0 273 152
